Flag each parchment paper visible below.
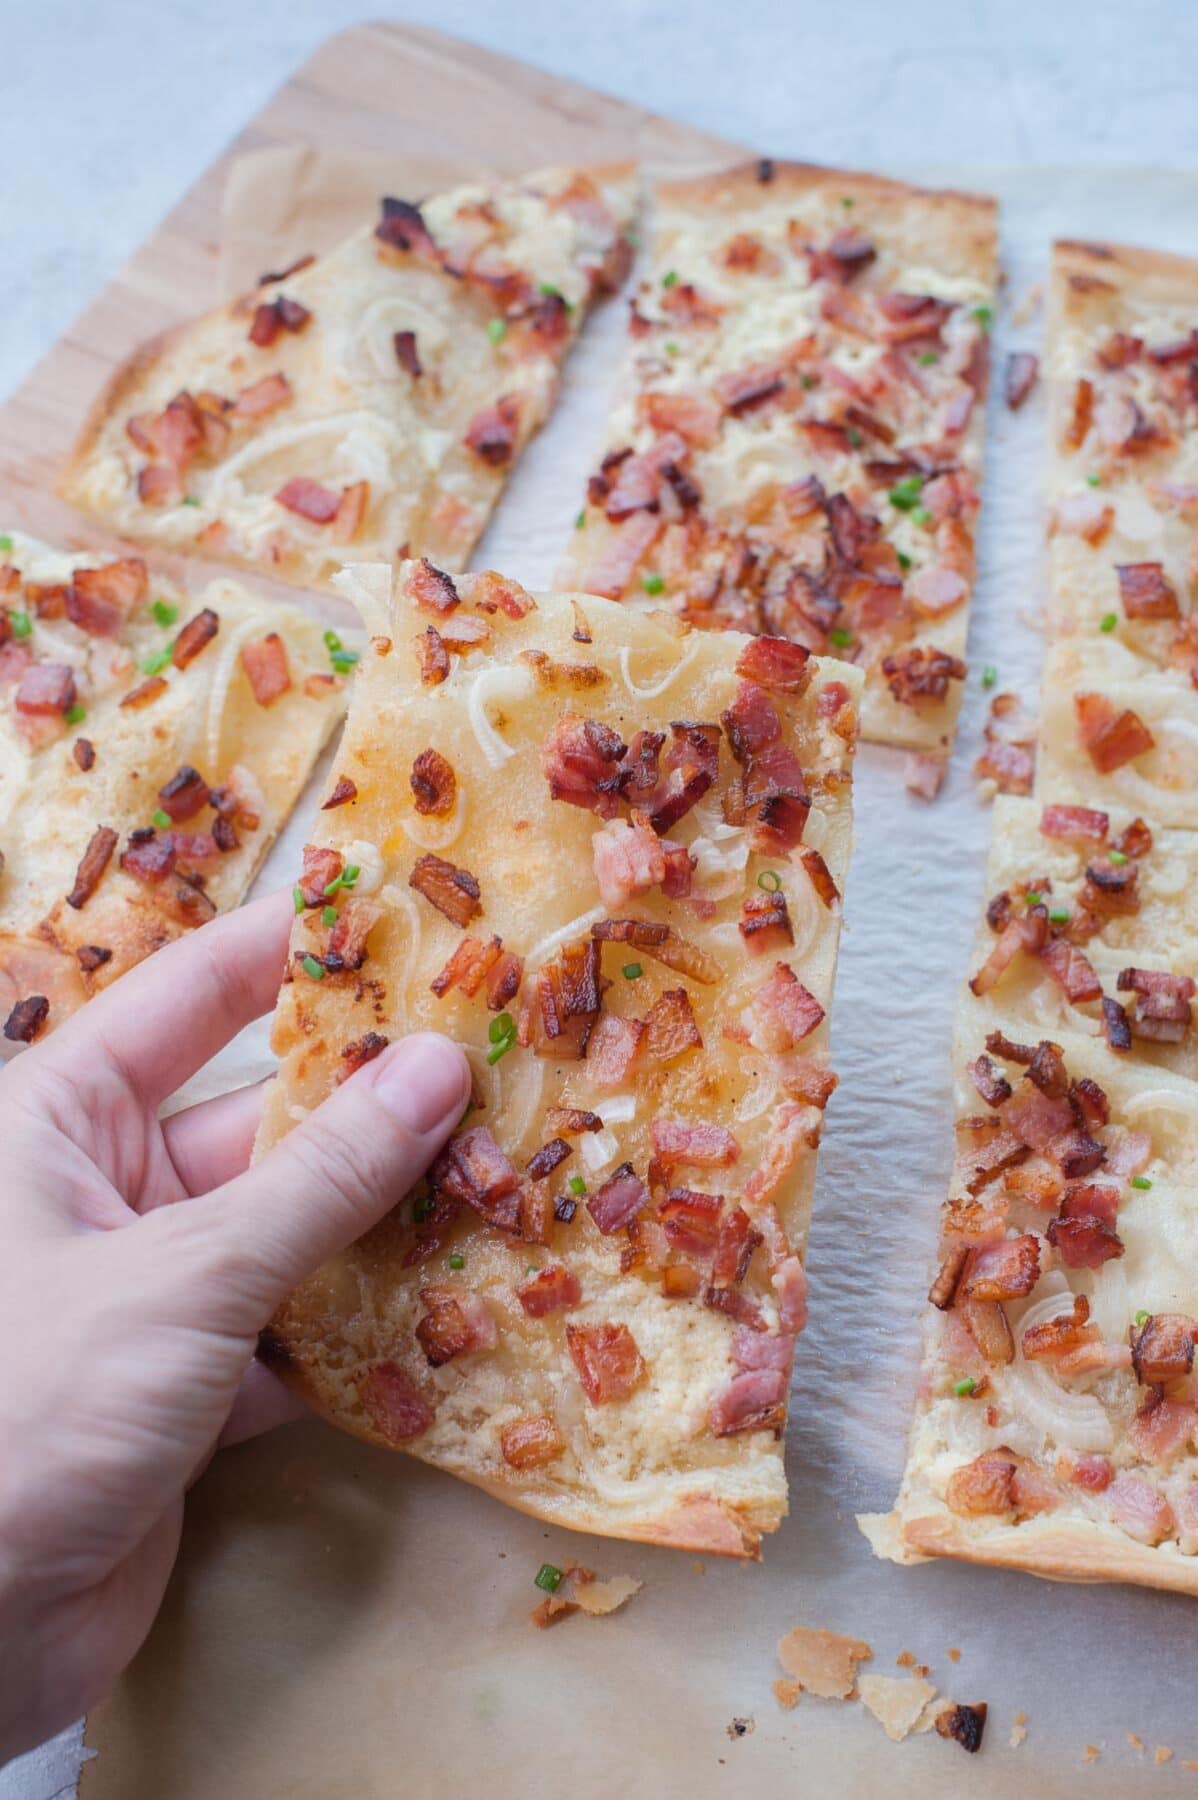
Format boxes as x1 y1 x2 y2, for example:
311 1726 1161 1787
49 160 1198 1796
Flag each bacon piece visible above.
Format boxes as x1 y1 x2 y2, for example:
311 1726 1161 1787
1109 1472 1174 1546
1039 803 1109 843
709 1368 787 1437
1004 351 1039 410
968 909 1046 998
542 715 627 818
911 565 968 621
875 291 953 344
525 1139 572 1183
640 927 720 985
1117 561 1179 622
172 607 219 669
587 1163 649 1235
881 645 966 707
1130 1312 1197 1386
1074 691 1154 772
409 853 482 926
1021 1293 1095 1362
409 747 456 818
659 1188 722 1258
967 1054 1012 1109
650 1118 740 1176
644 988 702 1064
429 1127 520 1231
566 1322 644 1404
591 815 665 909
1039 936 1102 1004
958 1235 1040 1302
734 636 812 695
1050 491 1115 544
647 721 721 834
935 1706 988 1756
500 1414 564 1469
15 661 76 716
339 1032 389 1080
137 464 183 505
119 827 175 885
465 396 519 465
714 361 785 415
739 888 793 955
390 328 422 378
233 372 293 418
638 390 721 447
416 626 450 686
156 765 209 823
322 777 357 812
517 1264 582 1318
1128 1395 1195 1467
749 963 825 1052
237 632 291 706
325 898 381 973
582 511 661 598
806 227 876 284
331 480 369 545
66 558 147 638
1047 1194 1123 1267
801 848 839 910
73 737 95 773
742 1101 818 1206
297 845 342 907
359 1361 433 1443
576 1013 641 1094
1117 966 1195 1042
945 1450 1018 1517
485 951 523 1011
375 196 438 256
66 826 118 909
430 934 501 1000
275 477 340 523
410 558 459 615
710 1204 761 1289
416 1285 496 1366
3 995 49 1043
546 1107 603 1137
248 294 310 346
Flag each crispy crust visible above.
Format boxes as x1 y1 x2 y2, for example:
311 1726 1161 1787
58 318 214 509
898 1511 1198 1596
1051 236 1198 322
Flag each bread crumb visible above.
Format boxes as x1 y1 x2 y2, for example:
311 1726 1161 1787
1083 1746 1101 1764
1127 1732 1144 1754
776 1626 873 1700
773 1678 803 1711
858 1674 937 1742
934 1701 988 1754
530 1564 641 1628
1181 1759 1198 1771
726 1717 754 1741
1012 283 1043 327
1154 1747 1173 1765
1010 1720 1027 1749
897 1650 915 1669
946 1648 961 1664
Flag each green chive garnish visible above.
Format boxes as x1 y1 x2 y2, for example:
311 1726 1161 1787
952 1377 976 1396
982 665 997 688
888 475 924 512
918 351 938 366
301 955 325 980
829 627 854 648
1131 1175 1152 1190
489 1013 515 1045
448 1253 465 1270
1108 849 1128 866
323 629 342 653
65 703 87 726
321 905 337 926
151 599 178 627
575 511 586 529
1025 890 1042 907
568 1175 586 1196
847 427 863 448
841 196 854 209
10 611 31 639
642 573 665 595
1086 473 1101 487
897 551 912 572
293 885 306 914
1100 612 1118 632
1048 906 1071 924
538 282 563 300
323 864 360 897
972 305 994 330
331 652 358 675
486 1033 515 1067
800 373 817 390
182 495 201 507
0 534 12 553
1135 1308 1149 1324
757 870 782 893
665 340 680 356
534 1563 564 1593
622 962 643 980
487 318 507 344
661 270 678 289
911 506 933 527
152 808 171 830
141 647 173 676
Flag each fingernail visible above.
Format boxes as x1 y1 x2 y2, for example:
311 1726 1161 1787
372 1033 468 1135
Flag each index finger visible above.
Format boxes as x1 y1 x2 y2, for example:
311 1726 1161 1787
38 888 293 1108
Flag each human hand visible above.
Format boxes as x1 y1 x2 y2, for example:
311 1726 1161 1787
0 891 470 1765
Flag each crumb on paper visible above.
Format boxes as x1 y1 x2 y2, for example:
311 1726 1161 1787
1182 1759 1198 1771
1010 1712 1028 1749
529 1563 641 1628
1012 283 1043 327
896 1650 929 1674
1127 1732 1145 1754
773 1679 803 1711
726 1717 754 1741
934 1702 988 1754
1155 1747 1174 1765
946 1647 961 1664
905 752 946 801
1083 1745 1101 1764
776 1626 873 1700
858 1675 937 1743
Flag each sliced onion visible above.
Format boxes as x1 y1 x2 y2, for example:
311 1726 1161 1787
1000 1363 1113 1453
464 664 533 768
580 1127 620 1173
525 905 606 969
332 561 392 632
341 839 386 894
596 1094 637 1125
617 638 700 699
1123 1087 1195 1122
399 788 466 852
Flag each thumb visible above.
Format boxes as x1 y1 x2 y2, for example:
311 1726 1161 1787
193 1031 470 1314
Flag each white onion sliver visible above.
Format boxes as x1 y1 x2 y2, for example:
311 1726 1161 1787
340 840 386 895
465 665 533 769
1123 1088 1195 1122
400 788 466 852
332 562 393 632
617 638 700 699
580 1127 619 1172
596 1094 636 1125
525 905 606 969
1001 1363 1114 1454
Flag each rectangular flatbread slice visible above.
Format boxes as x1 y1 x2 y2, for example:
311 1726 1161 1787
59 164 637 594
558 159 998 755
865 1009 1198 1597
0 531 343 1041
254 558 862 1557
958 794 1198 1084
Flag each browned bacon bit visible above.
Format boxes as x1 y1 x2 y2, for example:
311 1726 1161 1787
807 227 876 284
592 918 669 947
1071 1075 1110 1130
67 559 148 636
588 1164 649 1235
416 626 450 686
321 776 358 812
120 675 167 709
967 1054 1011 1109
1022 1293 1094 1360
526 1138 572 1182
985 1028 1036 1064
172 607 219 670
1117 561 1180 622
735 635 811 694
430 934 502 1000
429 1126 521 1231
410 558 459 615
649 721 721 834
1047 1202 1123 1270
241 632 291 704
518 1265 582 1318
16 662 76 716
359 1361 433 1443
1130 1312 1198 1385
936 1704 988 1755
1039 936 1102 1005
75 945 112 973
961 1126 1029 1196
542 715 627 818
1079 857 1140 919
501 1414 564 1469
297 845 341 907
275 477 340 523
567 1321 644 1404
1039 802 1109 843
1113 815 1153 859
545 1107 604 1137
409 852 482 927
1117 967 1196 1042
486 950 523 1011
958 1296 1015 1367
416 1286 495 1366
929 1245 970 1310
1028 1038 1069 1098
875 290 953 344
644 988 702 1064
800 847 840 910
393 329 421 378
1004 351 1039 411
969 910 1047 997
959 1236 1041 1302
119 828 176 885
339 1032 389 1079
881 645 966 707
650 1118 741 1176
1075 691 1155 773
1064 376 1094 450
711 1205 762 1290
659 1188 722 1258
714 361 785 416
73 737 95 773
739 888 793 955
465 396 520 466
325 899 382 972
248 294 311 347
409 748 456 818
553 1194 579 1224
3 995 49 1043
157 765 209 823
66 825 119 909
375 196 438 256
640 927 721 986
233 372 293 419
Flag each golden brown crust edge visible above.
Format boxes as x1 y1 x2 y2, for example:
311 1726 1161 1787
258 1331 775 1560
656 158 998 232
1051 236 1198 326
901 1511 1198 1597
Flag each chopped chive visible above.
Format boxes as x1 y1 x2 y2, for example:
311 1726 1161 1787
575 510 586 529
665 340 680 356
448 1252 465 1270
301 954 325 981
622 962 644 980
534 1563 564 1593
486 1033 516 1066
841 196 854 209
489 1012 515 1045
641 572 665 595
331 650 359 674
952 1377 976 1396
321 905 337 926
1130 1175 1152 1190
897 550 912 572
322 628 342 652
888 475 924 512
151 598 178 627
487 317 507 344
1134 1308 1149 1324
526 1264 538 1276
661 270 678 289
0 534 11 553
293 885 306 914
538 282 564 301
829 627 854 648
846 426 863 448
322 864 360 897
918 351 939 366
141 646 173 676
757 870 782 893
1024 890 1042 907
1099 612 1118 633
1108 849 1128 866
972 305 994 330
568 1174 587 1196
1086 472 1101 487
800 372 817 390
64 703 87 726
982 665 997 688
412 1193 432 1223
151 808 171 830
10 610 31 639
181 495 201 507
911 505 933 527
1048 906 1071 924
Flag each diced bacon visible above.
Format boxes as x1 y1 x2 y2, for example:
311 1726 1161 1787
772 1256 809 1334
409 747 456 818
517 1264 582 1317
15 662 76 715
1130 1312 1197 1385
905 753 946 800
806 227 876 284
485 950 523 1011
567 1321 644 1404
157 765 210 823
735 636 812 694
325 898 382 973
65 826 118 910
644 988 702 1064
659 1188 723 1258
1075 691 1155 772
709 1368 787 1437
714 361 785 415
582 1011 645 1088
429 1127 521 1231
1021 1293 1095 1361
137 463 183 506
1103 1127 1151 1179
167 830 221 872
650 1119 741 1176
430 934 501 999
910 565 967 618
748 963 824 1053
945 1450 1018 1517
233 372 293 418
881 644 966 707
581 511 661 598
410 558 459 615
732 1326 795 1373
1047 1206 1123 1269
1039 803 1109 843
248 294 311 346
587 1164 649 1235
465 396 520 466
240 632 291 705
338 1033 389 1081
375 195 439 257
958 1235 1040 1302
358 1361 433 1443
1128 1396 1196 1467
661 843 694 898
322 777 357 812
1039 936 1102 1004
1004 351 1039 410
531 939 602 1060
1050 491 1115 544
542 715 627 818
275 477 341 523
500 1414 564 1469
1117 966 1195 1042
409 852 482 927
297 845 341 907
1117 561 1179 622
1108 1472 1174 1545
591 815 665 908
172 607 219 669
1003 1084 1075 1154
638 391 721 447
968 911 1046 997
66 559 147 638
739 888 793 955
416 628 450 686
1058 1451 1113 1493
968 1054 1012 1109
416 1285 496 1365
646 721 721 834
743 1101 817 1206
331 480 369 544
874 291 953 344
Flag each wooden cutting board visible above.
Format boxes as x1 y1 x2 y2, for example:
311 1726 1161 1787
0 21 738 578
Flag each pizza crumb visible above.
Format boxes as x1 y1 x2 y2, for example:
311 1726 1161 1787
934 1702 988 1754
1012 282 1043 327
1154 1747 1173 1765
1181 1759 1198 1771
858 1675 937 1742
946 1648 961 1664
691 1560 706 1575
529 1563 641 1628
1127 1732 1144 1754
773 1678 803 1711
726 1717 754 1741
896 1650 915 1669
1009 1713 1027 1749
1083 1745 1101 1764
776 1626 872 1700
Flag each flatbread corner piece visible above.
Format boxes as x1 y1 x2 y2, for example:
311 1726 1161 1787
253 558 862 1556
0 531 344 1041
58 162 638 595
559 156 998 755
